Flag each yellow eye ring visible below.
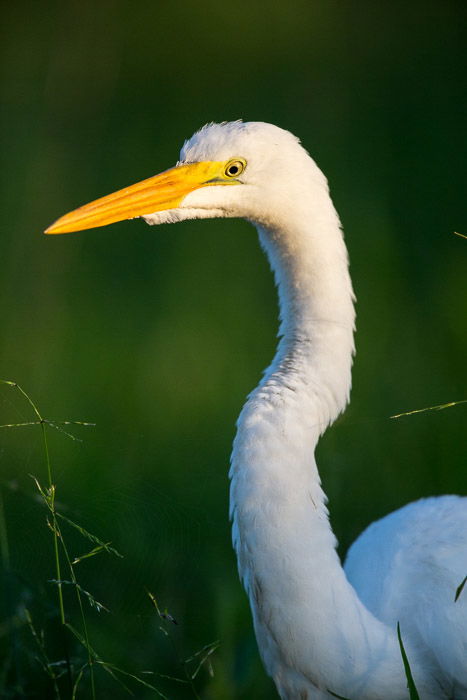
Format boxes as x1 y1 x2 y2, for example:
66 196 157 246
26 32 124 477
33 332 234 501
224 159 246 178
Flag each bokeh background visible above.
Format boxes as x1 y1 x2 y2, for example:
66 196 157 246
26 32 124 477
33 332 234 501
1 2 466 698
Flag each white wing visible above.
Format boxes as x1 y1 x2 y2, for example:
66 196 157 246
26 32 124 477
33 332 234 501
345 495 467 693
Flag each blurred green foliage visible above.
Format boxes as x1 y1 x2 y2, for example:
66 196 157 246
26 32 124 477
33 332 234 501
1 1 466 697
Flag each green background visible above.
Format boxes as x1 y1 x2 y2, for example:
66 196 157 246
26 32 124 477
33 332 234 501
1 2 466 697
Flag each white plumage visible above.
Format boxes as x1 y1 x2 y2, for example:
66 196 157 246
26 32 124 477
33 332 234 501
46 121 467 699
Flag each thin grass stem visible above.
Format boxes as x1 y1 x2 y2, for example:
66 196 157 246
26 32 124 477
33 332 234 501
53 517 97 698
390 398 467 420
0 487 10 571
41 422 66 626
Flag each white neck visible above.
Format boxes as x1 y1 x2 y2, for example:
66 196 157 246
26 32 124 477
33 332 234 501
229 189 432 698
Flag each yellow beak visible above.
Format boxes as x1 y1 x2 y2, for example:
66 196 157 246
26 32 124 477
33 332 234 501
44 161 225 234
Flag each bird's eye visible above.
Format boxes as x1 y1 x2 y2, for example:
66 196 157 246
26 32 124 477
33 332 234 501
224 159 246 178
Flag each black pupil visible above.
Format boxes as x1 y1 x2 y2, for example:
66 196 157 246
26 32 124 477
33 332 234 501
228 164 239 175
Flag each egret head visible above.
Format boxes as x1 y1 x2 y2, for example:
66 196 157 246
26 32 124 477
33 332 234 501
45 121 328 235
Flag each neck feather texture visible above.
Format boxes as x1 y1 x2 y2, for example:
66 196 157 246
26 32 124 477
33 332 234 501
229 187 435 698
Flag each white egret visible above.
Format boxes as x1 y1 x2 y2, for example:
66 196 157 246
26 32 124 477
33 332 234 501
46 121 467 699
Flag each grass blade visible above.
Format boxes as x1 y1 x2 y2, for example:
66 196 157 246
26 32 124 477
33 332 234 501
397 622 420 700
455 575 467 602
390 399 467 420
96 663 170 698
184 640 220 680
56 513 123 559
72 543 115 565
49 580 109 613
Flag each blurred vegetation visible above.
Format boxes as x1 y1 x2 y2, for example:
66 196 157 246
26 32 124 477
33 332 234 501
1 1 466 697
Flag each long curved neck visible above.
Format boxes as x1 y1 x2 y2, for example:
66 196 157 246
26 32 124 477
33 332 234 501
229 187 430 698
256 186 355 433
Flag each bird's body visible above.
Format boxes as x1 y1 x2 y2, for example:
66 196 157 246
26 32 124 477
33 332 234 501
46 121 467 698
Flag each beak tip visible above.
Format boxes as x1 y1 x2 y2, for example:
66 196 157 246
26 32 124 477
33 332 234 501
44 220 69 235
